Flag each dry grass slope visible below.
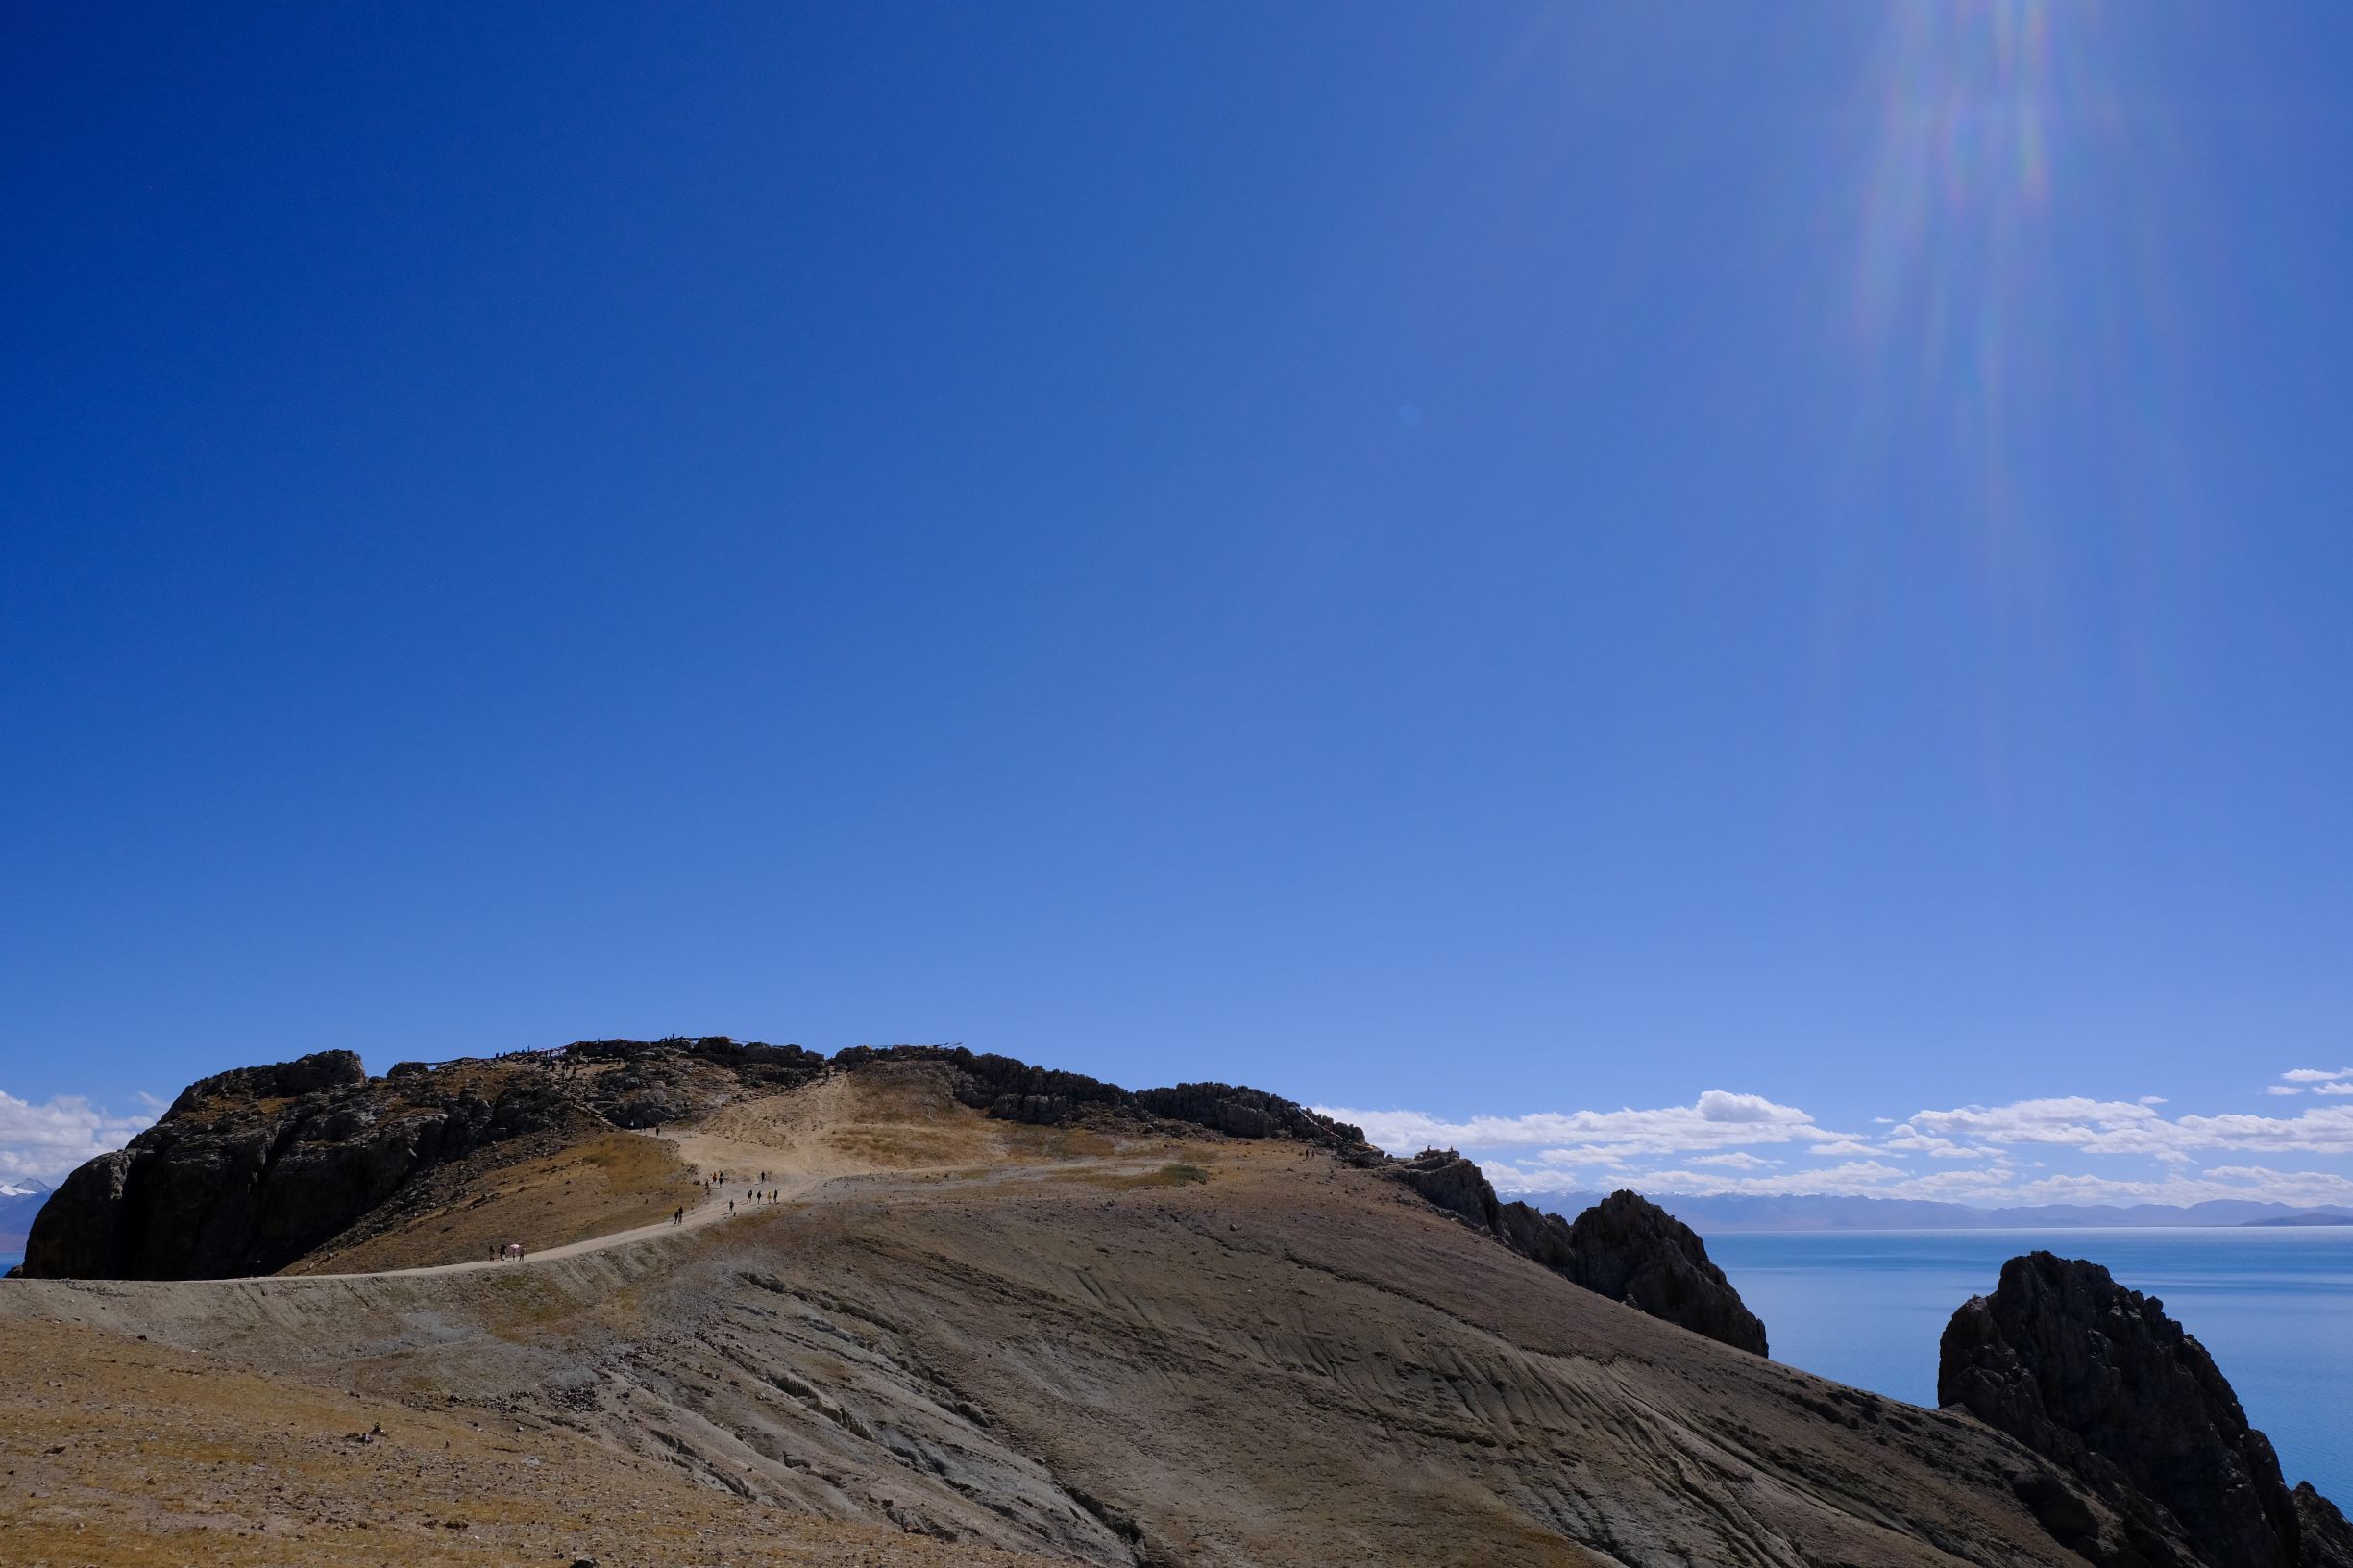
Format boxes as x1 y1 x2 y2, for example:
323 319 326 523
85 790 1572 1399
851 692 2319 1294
282 1132 702 1275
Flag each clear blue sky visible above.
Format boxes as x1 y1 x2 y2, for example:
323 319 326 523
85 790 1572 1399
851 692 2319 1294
6 5 2351 1204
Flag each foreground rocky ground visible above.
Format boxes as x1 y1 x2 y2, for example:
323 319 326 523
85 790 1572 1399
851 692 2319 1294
5 1044 2345 1566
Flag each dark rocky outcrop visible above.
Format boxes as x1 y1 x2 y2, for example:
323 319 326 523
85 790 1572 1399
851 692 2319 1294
2300 1488 2353 1568
568 1037 828 1126
171 1049 369 1111
1385 1153 1767 1356
27 1058 597 1280
1134 1082 1367 1150
1939 1251 2351 1568
829 1045 1378 1156
1558 1189 1770 1357
1390 1147 1508 1231
22 1039 828 1281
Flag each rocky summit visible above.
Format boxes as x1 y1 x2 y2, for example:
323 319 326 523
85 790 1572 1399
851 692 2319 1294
2 1041 2345 1566
1940 1249 2353 1568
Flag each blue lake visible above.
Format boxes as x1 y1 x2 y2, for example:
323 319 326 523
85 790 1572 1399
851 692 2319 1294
1708 1228 2353 1505
0 1251 19 1274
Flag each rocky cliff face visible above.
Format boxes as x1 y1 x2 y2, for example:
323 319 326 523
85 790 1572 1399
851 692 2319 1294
27 1051 588 1279
23 1039 825 1281
1387 1152 1768 1355
1939 1251 2351 1568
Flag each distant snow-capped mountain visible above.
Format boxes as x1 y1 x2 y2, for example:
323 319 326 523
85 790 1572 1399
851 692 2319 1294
1 1179 52 1255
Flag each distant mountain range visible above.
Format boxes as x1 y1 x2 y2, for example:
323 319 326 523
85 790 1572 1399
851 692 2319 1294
1497 1189 2353 1233
0 1179 51 1252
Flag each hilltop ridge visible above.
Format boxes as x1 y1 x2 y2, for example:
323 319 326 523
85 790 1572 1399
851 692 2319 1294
20 1040 1769 1352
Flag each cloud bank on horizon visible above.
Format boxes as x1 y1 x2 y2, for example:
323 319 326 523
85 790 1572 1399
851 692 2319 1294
0 1090 160 1184
1317 1068 2353 1210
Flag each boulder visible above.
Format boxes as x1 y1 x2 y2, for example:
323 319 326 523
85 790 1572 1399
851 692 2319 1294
1938 1251 2350 1568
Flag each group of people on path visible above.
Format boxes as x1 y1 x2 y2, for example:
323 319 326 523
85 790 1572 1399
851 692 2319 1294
654 1169 787 1227
485 1164 787 1257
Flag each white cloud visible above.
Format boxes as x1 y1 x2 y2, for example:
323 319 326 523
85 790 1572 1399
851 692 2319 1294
1879 1126 2000 1160
1333 1077 2353 1212
2267 1086 2305 1097
2281 1067 2353 1084
0 1090 157 1184
1609 1161 2007 1201
1315 1090 1841 1163
1907 1096 2353 1159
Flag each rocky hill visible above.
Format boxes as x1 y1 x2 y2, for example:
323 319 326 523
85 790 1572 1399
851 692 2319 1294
0 1053 2112 1566
19 1041 1391 1280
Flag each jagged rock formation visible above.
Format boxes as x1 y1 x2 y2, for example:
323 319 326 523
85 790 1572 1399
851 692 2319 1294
1386 1150 1768 1355
1939 1250 2352 1568
1558 1188 1772 1356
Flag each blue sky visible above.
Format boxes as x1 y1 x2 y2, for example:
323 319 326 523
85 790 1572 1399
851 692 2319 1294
5 5 2351 1205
